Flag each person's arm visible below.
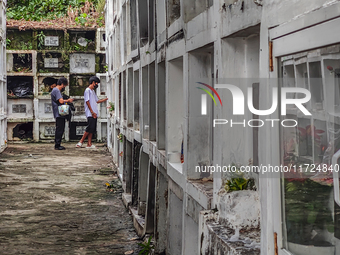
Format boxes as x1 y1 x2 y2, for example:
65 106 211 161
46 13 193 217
58 98 74 104
86 100 97 118
97 98 108 104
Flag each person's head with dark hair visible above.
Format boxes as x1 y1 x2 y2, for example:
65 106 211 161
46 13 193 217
57 77 68 86
89 76 100 90
57 77 68 93
89 76 100 85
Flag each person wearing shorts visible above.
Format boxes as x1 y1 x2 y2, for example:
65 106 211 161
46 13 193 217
76 76 108 149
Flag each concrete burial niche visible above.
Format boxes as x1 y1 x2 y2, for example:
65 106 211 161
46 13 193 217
69 30 96 52
167 0 181 26
96 54 106 73
167 57 184 163
38 75 68 95
70 53 95 74
6 29 34 50
39 123 56 140
73 99 85 117
7 76 34 99
38 30 64 50
98 74 107 96
97 29 106 52
7 53 33 73
69 75 92 96
7 122 33 141
182 0 213 22
70 121 96 140
37 99 54 119
37 52 68 73
8 99 34 119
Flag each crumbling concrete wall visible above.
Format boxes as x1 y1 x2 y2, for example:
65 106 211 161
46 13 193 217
105 0 340 254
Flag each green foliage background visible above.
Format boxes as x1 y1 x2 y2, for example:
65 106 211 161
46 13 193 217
7 0 102 21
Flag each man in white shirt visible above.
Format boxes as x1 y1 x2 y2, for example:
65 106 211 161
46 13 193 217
76 76 108 149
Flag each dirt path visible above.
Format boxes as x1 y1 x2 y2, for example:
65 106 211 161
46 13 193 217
0 143 140 255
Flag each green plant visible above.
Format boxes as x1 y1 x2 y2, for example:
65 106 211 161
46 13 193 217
74 44 81 51
138 236 154 255
104 65 108 72
108 101 114 112
7 0 88 21
96 0 105 27
16 41 33 50
97 16 104 27
224 164 255 193
75 13 88 26
37 31 45 50
6 38 11 48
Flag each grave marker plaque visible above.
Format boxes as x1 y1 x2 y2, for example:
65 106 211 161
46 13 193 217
70 54 95 73
76 126 87 136
44 126 56 136
44 36 59 46
44 103 52 113
12 104 26 113
44 58 58 68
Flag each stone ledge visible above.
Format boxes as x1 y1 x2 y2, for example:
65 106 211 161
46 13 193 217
130 206 145 237
122 192 132 208
187 179 213 209
199 210 260 255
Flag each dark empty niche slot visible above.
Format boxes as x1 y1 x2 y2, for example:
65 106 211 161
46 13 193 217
12 53 32 72
70 30 96 51
168 0 181 26
7 76 34 98
100 33 106 51
13 123 33 140
138 0 149 46
70 122 96 140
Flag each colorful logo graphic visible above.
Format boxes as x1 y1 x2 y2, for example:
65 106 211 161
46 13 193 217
196 82 222 115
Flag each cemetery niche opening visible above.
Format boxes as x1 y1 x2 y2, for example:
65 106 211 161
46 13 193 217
13 122 33 140
7 76 34 98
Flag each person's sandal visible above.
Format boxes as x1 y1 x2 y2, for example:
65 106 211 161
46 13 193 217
86 145 97 149
76 142 83 148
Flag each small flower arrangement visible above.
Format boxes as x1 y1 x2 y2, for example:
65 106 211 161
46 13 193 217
107 102 115 112
117 133 123 143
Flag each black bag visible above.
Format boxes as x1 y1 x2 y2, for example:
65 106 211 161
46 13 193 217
62 94 75 121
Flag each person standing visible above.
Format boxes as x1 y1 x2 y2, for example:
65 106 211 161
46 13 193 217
51 77 74 150
76 76 108 149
